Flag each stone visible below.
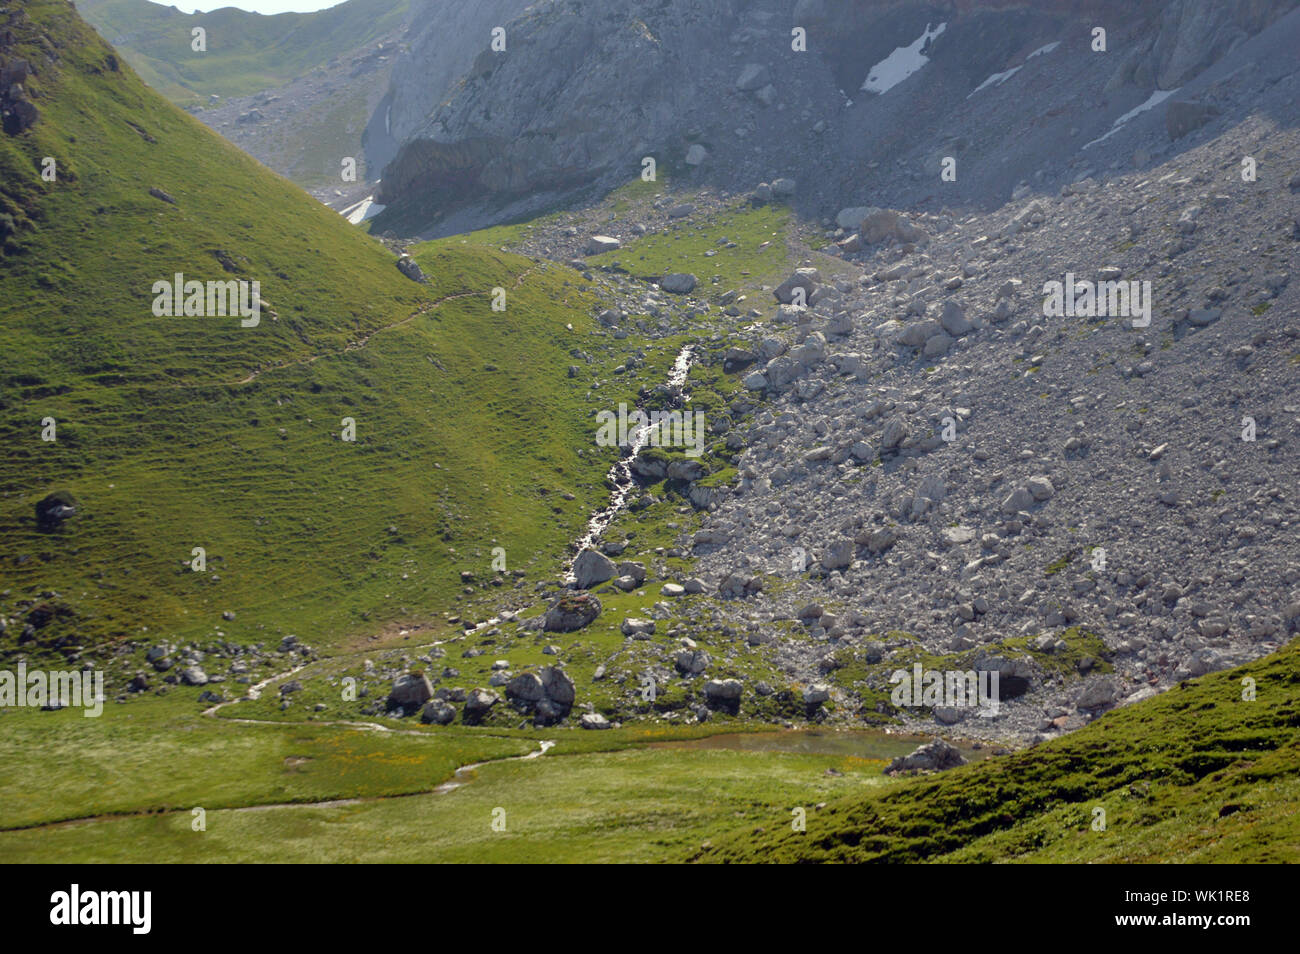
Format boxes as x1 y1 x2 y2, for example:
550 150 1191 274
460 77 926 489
674 649 711 675
543 593 601 632
395 255 426 283
923 333 954 357
867 527 898 554
802 684 831 705
585 235 620 254
897 320 941 348
821 537 855 570
420 698 456 725
539 666 576 707
886 739 966 773
736 63 770 91
939 300 973 336
836 206 871 229
505 671 545 704
660 272 698 294
621 617 657 637
1026 476 1055 501
1076 676 1118 710
1001 487 1035 513
774 268 818 304
388 672 434 709
463 688 499 722
573 548 616 589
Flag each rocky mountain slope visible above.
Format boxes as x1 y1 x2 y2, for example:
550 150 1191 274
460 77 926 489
380 2 1300 745
3 0 1299 867
375 0 1298 236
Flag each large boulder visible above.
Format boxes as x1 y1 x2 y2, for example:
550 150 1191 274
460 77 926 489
861 207 923 244
971 654 1034 698
836 206 871 229
543 593 601 632
667 459 706 482
539 666 576 707
395 254 426 283
886 739 966 773
674 649 711 675
718 572 761 598
660 272 697 294
462 688 500 723
504 672 545 704
585 234 621 254
704 678 743 713
506 665 575 724
821 537 855 571
1076 675 1119 711
388 672 435 710
897 320 941 348
1001 487 1035 513
573 548 616 589
420 698 457 725
2 98 38 136
621 617 657 637
773 268 818 305
939 300 973 336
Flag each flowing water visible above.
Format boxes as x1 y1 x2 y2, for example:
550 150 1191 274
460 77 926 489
565 343 696 580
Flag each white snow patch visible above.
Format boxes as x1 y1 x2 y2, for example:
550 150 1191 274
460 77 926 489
860 22 946 95
1084 87 1180 148
342 195 385 224
968 41 1061 98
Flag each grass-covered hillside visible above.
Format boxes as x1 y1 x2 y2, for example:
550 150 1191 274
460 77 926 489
76 0 409 105
0 0 643 658
691 637 1300 863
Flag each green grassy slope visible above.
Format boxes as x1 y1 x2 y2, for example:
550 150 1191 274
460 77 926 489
0 0 633 656
76 0 409 104
690 638 1300 863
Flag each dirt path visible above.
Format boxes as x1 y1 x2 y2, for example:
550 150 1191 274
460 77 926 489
230 263 539 387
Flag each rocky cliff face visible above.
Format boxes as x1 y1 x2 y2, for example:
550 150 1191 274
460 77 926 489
383 0 537 149
375 0 1298 235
